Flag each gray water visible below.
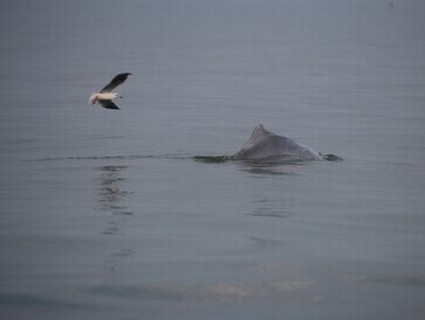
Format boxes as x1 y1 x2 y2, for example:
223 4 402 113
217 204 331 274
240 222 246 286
1 0 425 319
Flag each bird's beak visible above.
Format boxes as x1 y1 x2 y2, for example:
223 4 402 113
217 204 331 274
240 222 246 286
119 95 123 99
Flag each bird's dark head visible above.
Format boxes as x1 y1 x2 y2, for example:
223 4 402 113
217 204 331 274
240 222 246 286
88 92 98 105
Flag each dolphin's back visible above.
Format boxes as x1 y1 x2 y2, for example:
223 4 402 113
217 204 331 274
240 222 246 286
233 124 322 161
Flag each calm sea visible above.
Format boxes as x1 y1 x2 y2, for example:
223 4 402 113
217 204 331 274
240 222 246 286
1 0 425 319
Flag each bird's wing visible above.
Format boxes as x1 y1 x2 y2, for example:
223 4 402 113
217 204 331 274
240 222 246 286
100 73 132 93
98 100 120 110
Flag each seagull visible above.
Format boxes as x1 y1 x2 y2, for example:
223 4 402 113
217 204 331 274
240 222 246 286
88 73 132 110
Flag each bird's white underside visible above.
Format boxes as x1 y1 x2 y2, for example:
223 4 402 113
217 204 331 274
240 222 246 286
88 92 118 104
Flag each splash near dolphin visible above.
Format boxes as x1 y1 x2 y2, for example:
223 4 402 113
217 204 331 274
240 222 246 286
194 124 342 163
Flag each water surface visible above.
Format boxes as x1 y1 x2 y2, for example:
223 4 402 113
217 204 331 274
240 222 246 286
1 1 425 319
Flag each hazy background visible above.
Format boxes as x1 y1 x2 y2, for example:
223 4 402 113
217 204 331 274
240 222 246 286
1 0 425 319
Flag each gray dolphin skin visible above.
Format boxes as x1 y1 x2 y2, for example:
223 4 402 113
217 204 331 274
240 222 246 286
193 124 342 163
232 124 324 161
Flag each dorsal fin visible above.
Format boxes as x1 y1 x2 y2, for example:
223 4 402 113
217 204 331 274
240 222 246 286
250 124 271 140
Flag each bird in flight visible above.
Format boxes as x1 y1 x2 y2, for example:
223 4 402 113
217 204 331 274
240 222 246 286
88 73 132 110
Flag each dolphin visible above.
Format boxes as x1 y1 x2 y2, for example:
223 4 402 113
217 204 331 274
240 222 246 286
232 124 340 161
193 124 342 163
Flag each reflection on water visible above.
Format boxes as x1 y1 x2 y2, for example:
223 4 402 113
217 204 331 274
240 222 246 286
97 165 133 217
90 279 320 302
236 157 304 178
194 154 304 177
241 165 297 177
96 165 134 237
250 196 294 219
95 165 137 272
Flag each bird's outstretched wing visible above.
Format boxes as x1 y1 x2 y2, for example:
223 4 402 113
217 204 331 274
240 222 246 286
98 100 120 110
100 73 132 93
